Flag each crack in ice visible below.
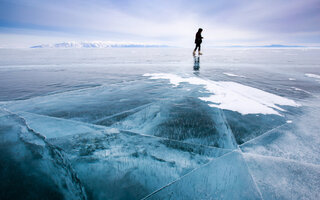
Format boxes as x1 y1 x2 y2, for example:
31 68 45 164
140 150 238 200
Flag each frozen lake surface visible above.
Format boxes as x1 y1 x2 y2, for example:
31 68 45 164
1 48 320 199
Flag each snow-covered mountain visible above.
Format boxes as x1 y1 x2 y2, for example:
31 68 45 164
30 41 168 48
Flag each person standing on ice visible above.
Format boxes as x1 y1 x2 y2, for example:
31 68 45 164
193 28 203 55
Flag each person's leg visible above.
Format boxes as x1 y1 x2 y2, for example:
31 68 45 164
194 45 198 52
193 45 198 54
198 44 202 55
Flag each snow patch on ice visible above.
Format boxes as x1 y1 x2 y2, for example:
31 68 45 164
223 72 246 78
305 73 320 83
143 73 300 115
291 87 311 94
305 73 320 79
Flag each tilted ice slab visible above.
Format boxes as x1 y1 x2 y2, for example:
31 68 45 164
66 131 230 200
2 80 158 124
16 111 118 139
3 109 230 199
0 109 87 200
144 73 300 115
43 126 230 199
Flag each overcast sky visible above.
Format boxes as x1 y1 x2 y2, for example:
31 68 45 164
0 0 320 47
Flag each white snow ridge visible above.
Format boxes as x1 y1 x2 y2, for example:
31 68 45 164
143 73 300 115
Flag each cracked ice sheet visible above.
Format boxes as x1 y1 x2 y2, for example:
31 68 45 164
0 109 87 200
1 76 200 127
16 111 117 139
241 106 320 165
9 110 231 199
243 153 320 200
223 110 286 144
146 151 262 200
2 76 239 149
49 130 230 200
1 80 166 124
142 73 296 145
112 97 237 149
144 73 300 115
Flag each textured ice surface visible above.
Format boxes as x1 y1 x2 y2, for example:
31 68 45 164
1 48 320 199
146 151 262 200
241 106 320 165
17 111 116 139
60 131 229 200
0 109 87 200
243 153 320 200
3 81 158 123
10 109 230 199
112 98 237 149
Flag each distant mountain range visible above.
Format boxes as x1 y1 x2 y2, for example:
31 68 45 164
219 44 306 48
30 42 316 49
30 41 169 48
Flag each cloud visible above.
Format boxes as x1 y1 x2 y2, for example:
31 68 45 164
0 0 319 47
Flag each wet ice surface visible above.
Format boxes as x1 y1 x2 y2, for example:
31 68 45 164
1 48 320 199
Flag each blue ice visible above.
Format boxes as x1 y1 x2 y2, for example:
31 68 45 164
1 48 320 199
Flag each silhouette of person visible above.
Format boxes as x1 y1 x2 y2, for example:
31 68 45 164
193 28 203 55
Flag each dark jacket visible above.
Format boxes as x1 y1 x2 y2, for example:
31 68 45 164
195 32 203 44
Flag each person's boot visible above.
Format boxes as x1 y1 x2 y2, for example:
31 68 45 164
198 51 202 55
193 50 196 55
